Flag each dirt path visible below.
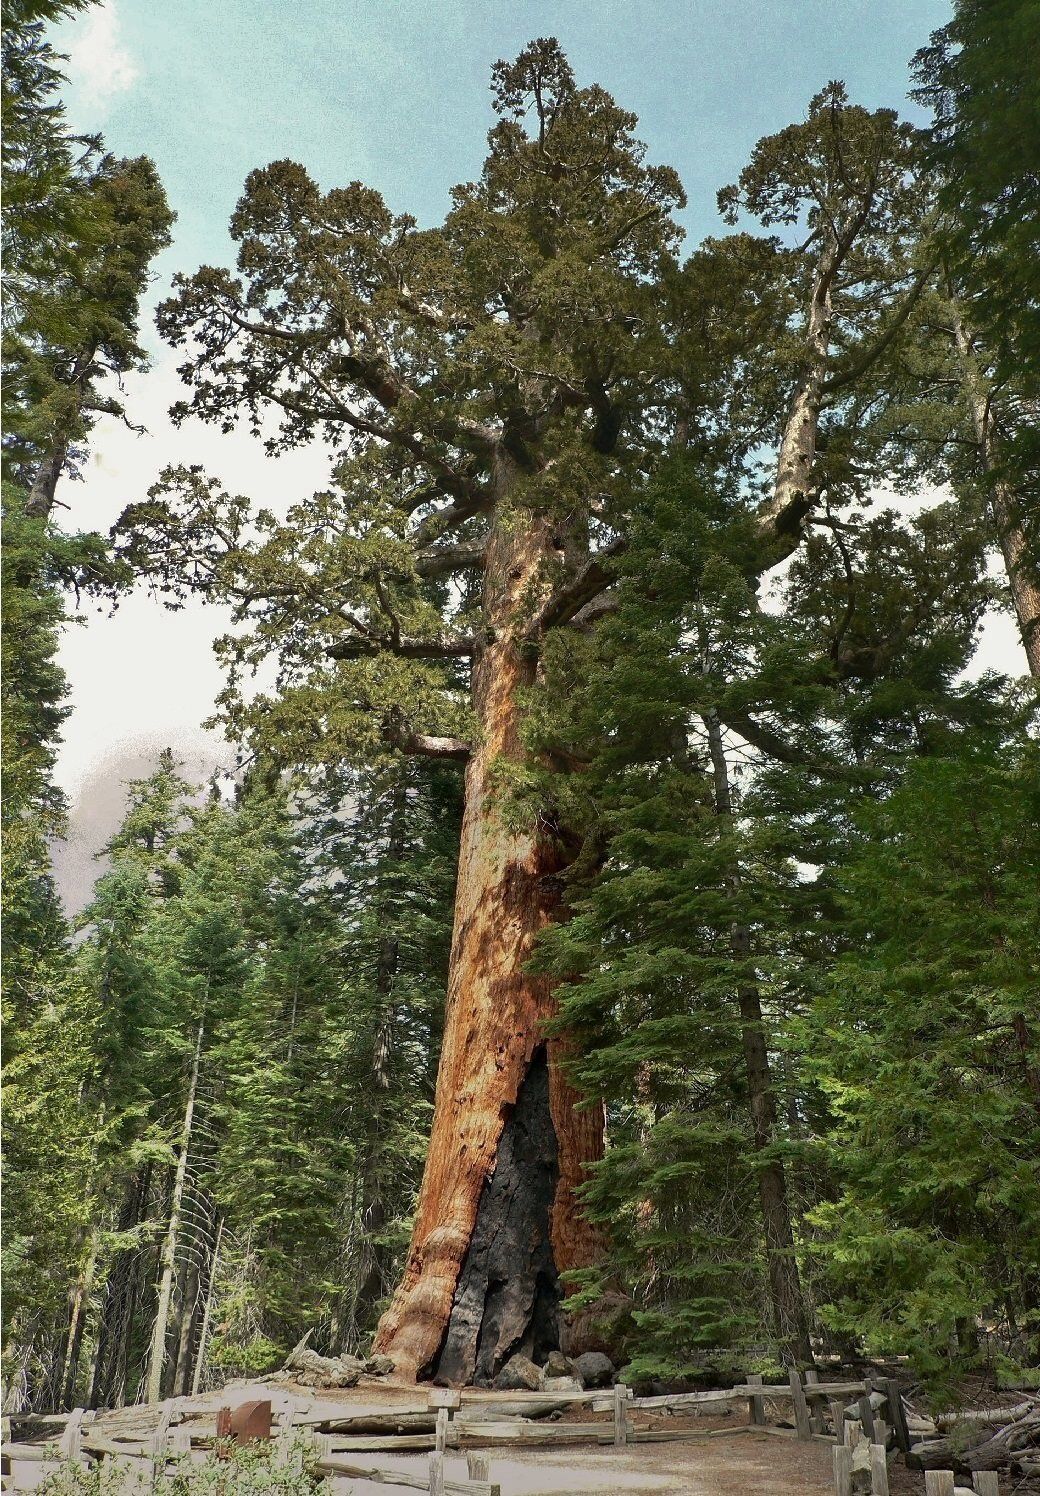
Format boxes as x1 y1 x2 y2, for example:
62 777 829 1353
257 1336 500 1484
326 1430 835 1495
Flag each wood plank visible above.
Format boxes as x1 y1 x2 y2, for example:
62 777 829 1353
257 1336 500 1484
924 1475 955 1496
731 1381 868 1398
748 1373 766 1427
613 1384 628 1447
882 1378 911 1454
858 1394 877 1442
869 1443 890 1496
747 1424 836 1447
59 1407 86 1460
459 1388 600 1407
833 1443 853 1496
971 1475 999 1496
790 1368 812 1441
628 1389 738 1412
429 1389 462 1411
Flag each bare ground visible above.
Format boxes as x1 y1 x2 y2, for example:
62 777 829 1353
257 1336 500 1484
331 1432 835 1495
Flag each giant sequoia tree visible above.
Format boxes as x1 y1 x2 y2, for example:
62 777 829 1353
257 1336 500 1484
118 44 980 1381
121 41 690 1381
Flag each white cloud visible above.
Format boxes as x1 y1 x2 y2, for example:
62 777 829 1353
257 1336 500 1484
65 1 139 112
53 350 329 804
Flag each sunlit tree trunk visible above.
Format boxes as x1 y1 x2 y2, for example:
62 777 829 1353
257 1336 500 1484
951 309 1040 678
146 1023 202 1403
60 1232 100 1409
190 1216 223 1397
374 473 605 1382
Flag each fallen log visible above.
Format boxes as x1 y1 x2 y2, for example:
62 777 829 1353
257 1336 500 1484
906 1398 1039 1475
967 1405 1040 1471
282 1338 365 1389
934 1402 1034 1431
907 1438 957 1471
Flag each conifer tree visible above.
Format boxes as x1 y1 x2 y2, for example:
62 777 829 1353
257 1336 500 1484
799 730 1040 1383
117 38 692 1379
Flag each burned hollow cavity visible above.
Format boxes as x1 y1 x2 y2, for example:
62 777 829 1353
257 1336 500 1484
433 1047 561 1385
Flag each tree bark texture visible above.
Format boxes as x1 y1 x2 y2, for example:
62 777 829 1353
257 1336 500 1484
952 311 1040 678
90 1163 151 1409
374 481 605 1380
757 244 836 558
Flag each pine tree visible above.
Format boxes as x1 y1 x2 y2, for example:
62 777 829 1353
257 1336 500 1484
798 729 1040 1386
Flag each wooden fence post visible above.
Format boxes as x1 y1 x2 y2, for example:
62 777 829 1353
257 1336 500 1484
613 1383 630 1446
869 1443 889 1495
829 1399 846 1440
789 1367 812 1441
924 1474 955 1496
150 1404 173 1458
972 1476 999 1496
59 1409 85 1461
467 1451 491 1480
435 1407 449 1454
833 1442 853 1496
881 1378 910 1454
428 1450 446 1496
748 1373 765 1427
857 1394 877 1443
805 1367 825 1435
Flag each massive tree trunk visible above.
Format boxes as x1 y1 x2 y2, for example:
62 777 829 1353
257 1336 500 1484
374 481 605 1382
951 310 1040 678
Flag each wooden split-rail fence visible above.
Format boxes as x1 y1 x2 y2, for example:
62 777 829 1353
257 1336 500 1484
4 1367 986 1495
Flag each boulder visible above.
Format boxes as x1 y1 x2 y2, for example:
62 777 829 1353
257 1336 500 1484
573 1351 614 1389
542 1375 584 1395
494 1354 542 1392
364 1355 395 1376
542 1351 574 1380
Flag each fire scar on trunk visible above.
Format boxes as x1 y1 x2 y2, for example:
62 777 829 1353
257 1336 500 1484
373 511 606 1382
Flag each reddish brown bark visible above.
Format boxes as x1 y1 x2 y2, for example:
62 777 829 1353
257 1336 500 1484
373 496 604 1380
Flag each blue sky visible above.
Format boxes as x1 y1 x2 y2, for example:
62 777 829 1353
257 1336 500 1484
57 0 952 312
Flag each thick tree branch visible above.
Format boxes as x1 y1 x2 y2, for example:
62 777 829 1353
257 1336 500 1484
414 538 488 578
821 253 939 397
526 537 626 639
327 633 478 661
382 713 471 761
411 492 495 547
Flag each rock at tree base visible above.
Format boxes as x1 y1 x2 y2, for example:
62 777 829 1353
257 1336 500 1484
542 1350 574 1379
494 1354 542 1391
573 1351 614 1388
365 1355 395 1376
542 1375 584 1394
